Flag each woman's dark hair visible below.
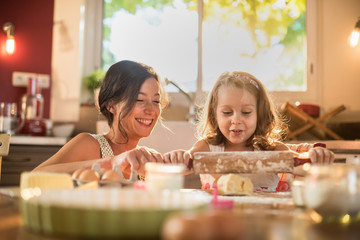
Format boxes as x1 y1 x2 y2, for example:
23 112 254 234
98 60 167 143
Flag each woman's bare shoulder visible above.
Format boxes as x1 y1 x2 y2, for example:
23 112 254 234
55 133 101 161
33 133 102 171
71 132 98 142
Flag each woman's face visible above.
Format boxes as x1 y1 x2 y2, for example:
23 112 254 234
216 85 257 148
114 77 161 141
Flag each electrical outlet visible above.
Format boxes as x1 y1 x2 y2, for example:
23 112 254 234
12 71 50 88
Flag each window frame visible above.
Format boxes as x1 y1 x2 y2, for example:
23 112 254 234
82 0 319 108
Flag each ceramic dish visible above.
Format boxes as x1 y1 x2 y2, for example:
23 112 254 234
20 188 209 238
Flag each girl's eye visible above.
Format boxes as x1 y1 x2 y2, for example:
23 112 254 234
222 111 232 115
242 111 252 115
136 99 144 102
153 100 160 104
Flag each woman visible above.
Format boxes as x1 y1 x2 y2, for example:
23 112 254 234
33 60 168 178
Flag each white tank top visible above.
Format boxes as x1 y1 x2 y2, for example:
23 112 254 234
89 134 114 158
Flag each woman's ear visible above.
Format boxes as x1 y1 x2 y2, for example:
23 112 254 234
107 101 116 114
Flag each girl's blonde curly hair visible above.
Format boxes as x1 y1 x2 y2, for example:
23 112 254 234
196 71 287 150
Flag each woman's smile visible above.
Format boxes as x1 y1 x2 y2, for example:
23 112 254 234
136 118 153 126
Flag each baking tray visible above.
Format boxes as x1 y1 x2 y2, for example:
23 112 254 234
20 188 209 238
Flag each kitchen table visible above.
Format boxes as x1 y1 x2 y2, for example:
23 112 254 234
1 188 360 240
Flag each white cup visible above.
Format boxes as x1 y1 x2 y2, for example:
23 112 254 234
0 102 19 135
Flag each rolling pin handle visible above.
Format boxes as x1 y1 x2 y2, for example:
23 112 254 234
294 157 311 166
314 142 327 148
187 158 193 170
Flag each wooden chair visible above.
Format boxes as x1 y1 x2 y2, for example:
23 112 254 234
282 102 346 140
0 134 11 183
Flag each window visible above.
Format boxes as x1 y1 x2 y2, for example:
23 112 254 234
83 0 318 105
102 0 198 92
201 0 307 92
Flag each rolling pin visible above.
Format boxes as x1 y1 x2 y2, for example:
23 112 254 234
191 151 311 174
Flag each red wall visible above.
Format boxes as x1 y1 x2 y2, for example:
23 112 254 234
0 0 54 118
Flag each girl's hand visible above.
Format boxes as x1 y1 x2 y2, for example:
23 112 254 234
286 143 314 153
298 147 335 165
114 147 164 175
163 150 192 167
308 147 335 164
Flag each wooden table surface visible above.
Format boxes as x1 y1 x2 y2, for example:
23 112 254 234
1 190 360 240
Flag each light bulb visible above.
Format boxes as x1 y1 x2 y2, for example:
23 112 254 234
3 22 15 54
349 29 360 48
6 37 15 54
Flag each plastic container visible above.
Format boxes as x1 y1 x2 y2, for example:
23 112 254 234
145 163 185 191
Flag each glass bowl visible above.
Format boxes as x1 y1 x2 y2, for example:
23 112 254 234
303 164 360 223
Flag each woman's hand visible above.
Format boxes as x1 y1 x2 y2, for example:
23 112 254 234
163 149 192 167
114 147 164 175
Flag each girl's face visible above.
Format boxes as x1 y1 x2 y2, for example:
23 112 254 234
114 77 161 141
216 85 257 148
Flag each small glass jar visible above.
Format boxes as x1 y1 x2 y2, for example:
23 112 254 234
145 163 186 191
304 164 360 223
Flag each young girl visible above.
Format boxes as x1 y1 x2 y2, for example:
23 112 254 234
164 71 334 191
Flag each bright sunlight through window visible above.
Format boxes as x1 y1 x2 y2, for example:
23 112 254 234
102 0 306 93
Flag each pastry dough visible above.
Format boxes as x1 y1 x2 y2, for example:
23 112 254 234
217 174 253 195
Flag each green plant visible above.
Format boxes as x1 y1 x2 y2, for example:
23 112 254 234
83 69 106 93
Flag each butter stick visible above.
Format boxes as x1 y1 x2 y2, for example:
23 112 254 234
20 172 74 190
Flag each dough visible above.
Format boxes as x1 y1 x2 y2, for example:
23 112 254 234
217 174 253 195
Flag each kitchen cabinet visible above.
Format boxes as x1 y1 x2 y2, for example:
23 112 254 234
0 136 67 186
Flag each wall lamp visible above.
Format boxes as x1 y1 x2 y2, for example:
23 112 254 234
349 17 360 48
3 22 15 54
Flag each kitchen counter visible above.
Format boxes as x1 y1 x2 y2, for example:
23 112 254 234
1 188 360 240
10 136 68 146
1 137 68 186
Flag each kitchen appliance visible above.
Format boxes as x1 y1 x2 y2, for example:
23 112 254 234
19 77 46 136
